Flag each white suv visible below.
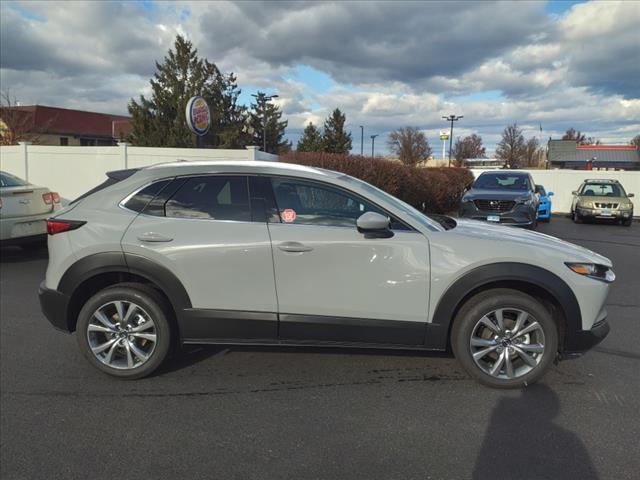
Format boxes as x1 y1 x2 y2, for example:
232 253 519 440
39 161 613 388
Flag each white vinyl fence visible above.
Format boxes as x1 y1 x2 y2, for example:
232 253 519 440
471 169 640 214
0 143 277 202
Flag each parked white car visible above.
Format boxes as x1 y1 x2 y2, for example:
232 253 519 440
39 161 612 387
0 171 61 247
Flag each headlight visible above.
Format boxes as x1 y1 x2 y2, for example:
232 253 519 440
578 201 593 209
518 197 534 206
565 263 615 283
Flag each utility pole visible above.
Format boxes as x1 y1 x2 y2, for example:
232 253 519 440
442 114 463 167
360 126 364 156
371 134 378 157
251 93 279 153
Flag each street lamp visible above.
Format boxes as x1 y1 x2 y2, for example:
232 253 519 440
442 114 463 167
251 93 279 153
360 126 364 156
371 134 379 157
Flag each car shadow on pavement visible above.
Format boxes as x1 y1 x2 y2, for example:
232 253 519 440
472 383 599 480
0 245 48 264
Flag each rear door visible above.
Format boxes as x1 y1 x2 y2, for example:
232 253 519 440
265 176 431 345
121 175 278 341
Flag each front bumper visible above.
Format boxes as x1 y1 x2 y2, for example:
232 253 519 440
562 318 610 357
38 281 72 332
576 207 633 220
459 201 536 226
537 204 551 219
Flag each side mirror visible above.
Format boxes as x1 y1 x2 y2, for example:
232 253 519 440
571 191 578 196
357 212 393 239
548 191 554 196
628 193 635 198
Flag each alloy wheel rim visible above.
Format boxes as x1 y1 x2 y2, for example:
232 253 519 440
469 307 546 380
87 300 157 370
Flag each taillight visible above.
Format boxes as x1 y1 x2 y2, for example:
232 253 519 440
47 219 86 235
51 192 61 204
43 192 53 204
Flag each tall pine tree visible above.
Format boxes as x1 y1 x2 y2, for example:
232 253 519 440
249 92 290 154
322 108 352 154
296 122 324 152
127 35 246 148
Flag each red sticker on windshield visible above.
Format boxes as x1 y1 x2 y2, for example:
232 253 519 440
281 208 297 223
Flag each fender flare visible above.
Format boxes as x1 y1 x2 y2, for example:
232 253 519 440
423 262 581 350
58 251 192 315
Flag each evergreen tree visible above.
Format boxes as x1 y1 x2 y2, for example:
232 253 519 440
296 122 324 152
249 92 290 154
127 35 246 148
322 108 352 154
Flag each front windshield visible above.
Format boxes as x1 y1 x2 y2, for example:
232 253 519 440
335 173 445 231
580 183 625 197
474 173 530 190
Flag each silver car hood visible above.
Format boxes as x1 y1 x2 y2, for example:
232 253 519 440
451 218 612 267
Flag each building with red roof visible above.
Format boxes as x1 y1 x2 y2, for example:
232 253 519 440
0 105 132 146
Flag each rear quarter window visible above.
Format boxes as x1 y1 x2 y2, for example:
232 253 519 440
123 180 171 213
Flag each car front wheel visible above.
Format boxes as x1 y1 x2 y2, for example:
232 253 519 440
451 288 558 388
76 284 172 379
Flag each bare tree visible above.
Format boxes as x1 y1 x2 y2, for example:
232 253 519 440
387 126 432 166
452 134 485 166
496 123 525 168
630 134 640 148
0 90 34 145
521 137 544 168
562 127 599 145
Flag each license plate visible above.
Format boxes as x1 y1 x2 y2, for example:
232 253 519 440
11 220 46 238
487 215 500 222
601 209 612 216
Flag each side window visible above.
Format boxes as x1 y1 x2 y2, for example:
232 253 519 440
165 176 251 221
270 177 408 229
124 180 171 213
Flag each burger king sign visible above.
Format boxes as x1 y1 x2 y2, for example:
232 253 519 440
185 96 211 136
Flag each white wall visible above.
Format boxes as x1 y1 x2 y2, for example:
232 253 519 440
0 143 277 201
471 169 640 213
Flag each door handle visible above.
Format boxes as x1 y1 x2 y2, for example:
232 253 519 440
278 241 313 253
137 232 173 243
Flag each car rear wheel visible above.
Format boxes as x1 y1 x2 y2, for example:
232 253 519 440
76 284 172 379
451 288 558 388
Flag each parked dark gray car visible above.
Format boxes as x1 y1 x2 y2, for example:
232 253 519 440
458 171 539 229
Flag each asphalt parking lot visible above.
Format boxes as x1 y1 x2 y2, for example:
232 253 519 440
1 216 638 480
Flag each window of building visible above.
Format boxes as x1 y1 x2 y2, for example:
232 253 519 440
59 137 69 146
165 176 251 221
80 138 96 146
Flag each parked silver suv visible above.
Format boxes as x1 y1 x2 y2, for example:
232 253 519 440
39 161 613 388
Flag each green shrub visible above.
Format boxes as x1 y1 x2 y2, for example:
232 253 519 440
281 152 474 214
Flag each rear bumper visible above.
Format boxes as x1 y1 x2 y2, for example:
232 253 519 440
562 318 610 357
38 281 71 332
0 213 50 242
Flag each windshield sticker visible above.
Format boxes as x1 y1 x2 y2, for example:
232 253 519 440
281 208 297 223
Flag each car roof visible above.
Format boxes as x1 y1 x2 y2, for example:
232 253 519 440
145 160 335 177
477 170 529 176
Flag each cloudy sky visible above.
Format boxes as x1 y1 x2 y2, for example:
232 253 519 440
1 0 639 156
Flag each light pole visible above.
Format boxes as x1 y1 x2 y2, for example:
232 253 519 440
371 134 378 157
251 93 279 153
360 126 364 156
442 114 463 166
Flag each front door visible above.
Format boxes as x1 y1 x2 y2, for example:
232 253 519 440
266 176 430 345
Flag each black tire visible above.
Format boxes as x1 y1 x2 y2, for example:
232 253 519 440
622 217 633 227
527 215 538 230
451 288 558 389
76 283 172 379
572 210 582 223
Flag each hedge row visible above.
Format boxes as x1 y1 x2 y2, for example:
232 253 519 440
281 152 474 214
